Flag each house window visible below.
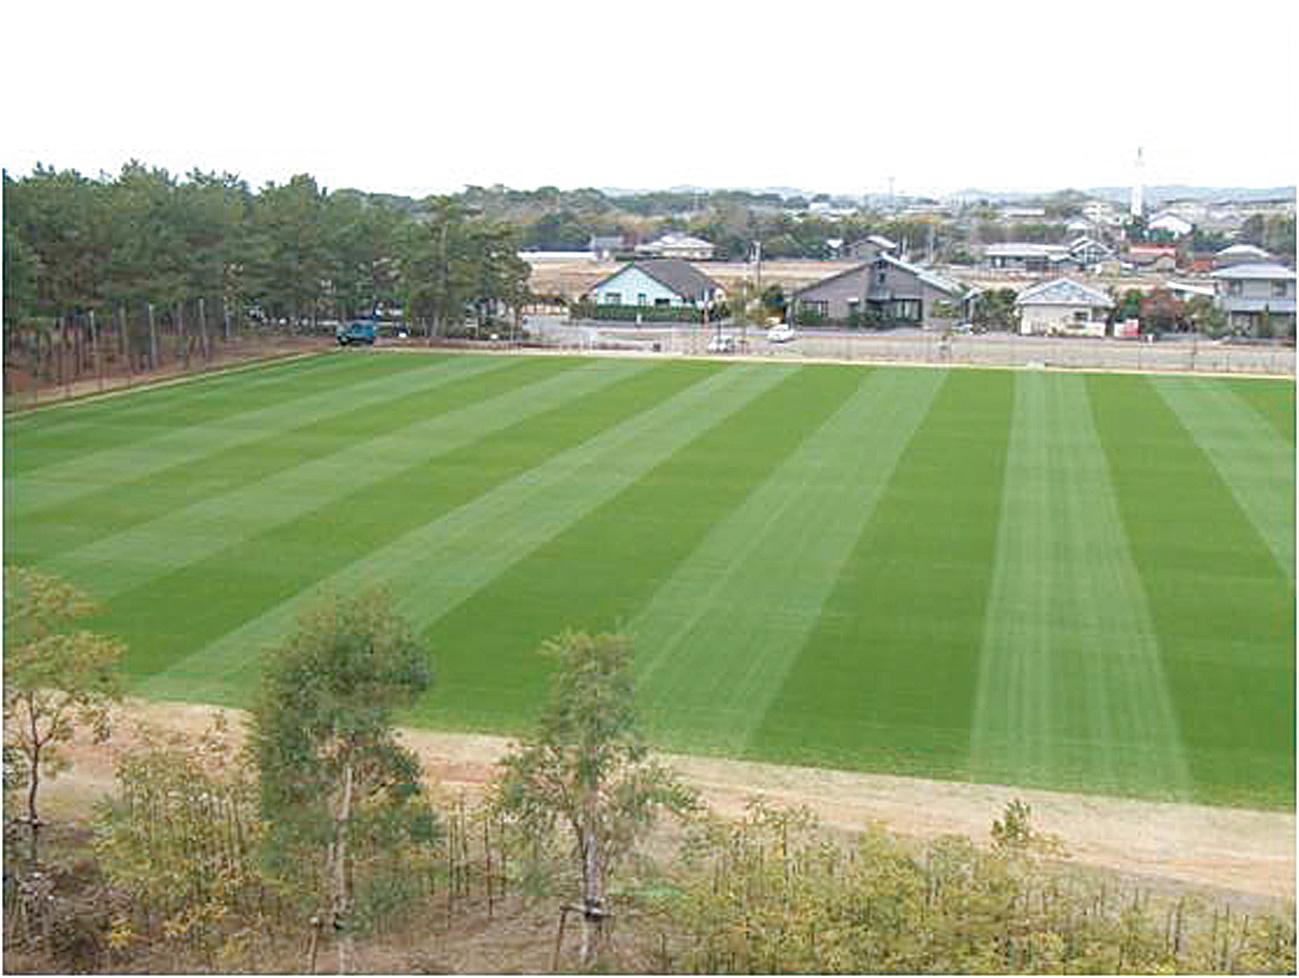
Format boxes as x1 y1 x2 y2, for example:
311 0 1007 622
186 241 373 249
638 293 648 305
1274 281 1289 298
605 291 622 305
1073 310 1090 324
891 300 920 321
1227 281 1243 296
654 298 671 307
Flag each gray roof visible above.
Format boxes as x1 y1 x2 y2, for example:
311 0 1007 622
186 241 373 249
792 254 965 299
882 254 965 296
1215 243 1270 258
591 258 720 300
1015 277 1114 308
985 242 1069 257
1220 297 1297 313
1210 262 1296 280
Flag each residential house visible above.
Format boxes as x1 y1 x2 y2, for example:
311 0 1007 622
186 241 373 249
1125 244 1179 272
634 232 715 261
587 258 722 311
1067 236 1115 266
1210 262 1296 335
791 254 969 328
985 243 1069 272
1147 211 1194 238
847 234 900 261
1015 278 1113 337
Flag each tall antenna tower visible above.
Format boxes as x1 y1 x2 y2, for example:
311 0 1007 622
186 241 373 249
1130 146 1145 220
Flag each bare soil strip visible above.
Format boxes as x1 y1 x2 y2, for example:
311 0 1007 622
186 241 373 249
46 699 1295 905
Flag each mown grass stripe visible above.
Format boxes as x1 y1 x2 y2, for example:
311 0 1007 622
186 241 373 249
970 373 1191 801
630 367 946 755
89 358 674 672
131 362 785 704
1087 374 1294 809
1153 376 1295 582
31 357 596 598
412 364 862 732
746 370 1014 781
3 352 409 475
1223 378 1295 443
4 354 468 521
6 355 534 563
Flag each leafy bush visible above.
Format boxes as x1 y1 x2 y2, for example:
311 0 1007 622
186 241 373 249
659 800 1296 974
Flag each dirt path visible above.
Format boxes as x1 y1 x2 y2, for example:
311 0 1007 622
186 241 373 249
43 699 1295 906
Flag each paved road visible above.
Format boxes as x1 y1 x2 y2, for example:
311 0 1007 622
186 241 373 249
523 316 1295 377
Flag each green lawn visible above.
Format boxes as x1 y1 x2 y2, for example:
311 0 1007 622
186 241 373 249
5 353 1294 809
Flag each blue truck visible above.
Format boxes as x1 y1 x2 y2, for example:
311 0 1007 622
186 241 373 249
336 320 377 346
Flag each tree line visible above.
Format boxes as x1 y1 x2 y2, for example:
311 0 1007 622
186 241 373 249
2 163 531 344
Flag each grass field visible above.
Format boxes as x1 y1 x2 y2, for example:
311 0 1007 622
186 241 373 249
4 352 1294 809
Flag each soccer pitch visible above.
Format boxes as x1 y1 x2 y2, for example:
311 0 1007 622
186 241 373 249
4 352 1294 809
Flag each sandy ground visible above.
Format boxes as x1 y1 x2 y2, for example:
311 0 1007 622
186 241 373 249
42 699 1295 907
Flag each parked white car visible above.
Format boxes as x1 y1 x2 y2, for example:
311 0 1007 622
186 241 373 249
766 324 797 343
706 334 736 354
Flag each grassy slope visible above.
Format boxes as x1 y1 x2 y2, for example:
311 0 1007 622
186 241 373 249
4 354 1294 808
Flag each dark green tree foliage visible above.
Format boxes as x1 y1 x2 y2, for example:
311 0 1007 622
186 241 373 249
972 288 1019 331
250 589 436 972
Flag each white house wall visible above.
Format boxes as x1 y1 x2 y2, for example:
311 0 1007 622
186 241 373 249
1019 304 1107 337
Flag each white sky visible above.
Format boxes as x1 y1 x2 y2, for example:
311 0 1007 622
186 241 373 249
3 0 1296 199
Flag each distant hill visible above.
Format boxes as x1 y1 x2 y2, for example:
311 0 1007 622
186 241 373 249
1085 185 1295 206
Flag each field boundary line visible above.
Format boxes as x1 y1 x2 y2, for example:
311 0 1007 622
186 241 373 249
2 348 339 420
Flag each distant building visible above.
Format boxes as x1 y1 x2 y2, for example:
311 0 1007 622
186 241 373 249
1147 212 1194 238
1125 244 1179 272
588 235 626 260
1210 262 1296 335
1082 200 1123 227
984 243 1069 272
1067 236 1115 266
1213 243 1272 269
634 232 715 261
791 254 969 328
847 234 900 261
1015 278 1114 337
587 258 722 310
1000 206 1046 221
1163 280 1216 302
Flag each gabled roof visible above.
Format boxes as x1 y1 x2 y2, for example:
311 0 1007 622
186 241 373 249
1209 262 1296 281
589 258 720 300
882 254 965 296
635 232 714 252
1015 278 1114 308
1215 243 1270 258
791 254 964 298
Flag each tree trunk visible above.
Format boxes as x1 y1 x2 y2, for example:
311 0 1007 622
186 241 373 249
148 303 159 371
25 695 42 864
333 760 355 974
579 809 605 966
